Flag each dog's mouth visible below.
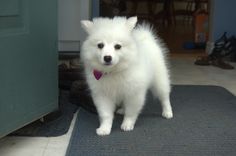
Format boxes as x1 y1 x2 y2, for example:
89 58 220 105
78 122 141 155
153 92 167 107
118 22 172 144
103 62 113 66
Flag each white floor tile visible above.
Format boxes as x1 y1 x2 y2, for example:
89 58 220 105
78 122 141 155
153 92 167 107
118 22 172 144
42 111 78 156
0 137 49 156
0 112 78 156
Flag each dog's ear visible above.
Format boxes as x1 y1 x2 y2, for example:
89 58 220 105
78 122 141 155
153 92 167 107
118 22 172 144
81 20 93 34
126 16 137 31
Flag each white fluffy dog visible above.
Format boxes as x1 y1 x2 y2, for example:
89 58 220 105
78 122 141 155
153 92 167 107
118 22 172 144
81 16 173 136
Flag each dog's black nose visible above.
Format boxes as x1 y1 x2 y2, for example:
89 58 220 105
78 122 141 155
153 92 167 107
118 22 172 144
104 56 112 63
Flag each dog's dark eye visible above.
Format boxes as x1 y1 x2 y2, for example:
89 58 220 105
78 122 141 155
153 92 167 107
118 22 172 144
97 43 104 49
114 44 121 50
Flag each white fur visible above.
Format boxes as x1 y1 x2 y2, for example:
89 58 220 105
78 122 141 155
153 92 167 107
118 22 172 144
81 16 173 136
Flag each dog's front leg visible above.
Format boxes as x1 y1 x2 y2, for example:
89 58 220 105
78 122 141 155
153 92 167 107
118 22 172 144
93 96 115 136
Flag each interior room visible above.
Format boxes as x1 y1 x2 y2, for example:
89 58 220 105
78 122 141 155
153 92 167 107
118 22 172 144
0 0 235 156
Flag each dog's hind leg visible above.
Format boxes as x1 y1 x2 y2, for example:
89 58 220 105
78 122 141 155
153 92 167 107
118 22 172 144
151 73 173 119
116 107 124 115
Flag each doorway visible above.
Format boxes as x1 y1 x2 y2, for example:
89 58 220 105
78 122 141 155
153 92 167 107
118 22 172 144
99 0 210 58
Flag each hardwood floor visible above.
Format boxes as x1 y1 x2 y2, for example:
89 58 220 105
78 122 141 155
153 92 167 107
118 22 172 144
155 21 206 56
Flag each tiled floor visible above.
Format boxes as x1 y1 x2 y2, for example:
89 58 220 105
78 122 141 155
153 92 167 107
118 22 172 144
0 112 77 156
171 56 236 95
0 57 235 156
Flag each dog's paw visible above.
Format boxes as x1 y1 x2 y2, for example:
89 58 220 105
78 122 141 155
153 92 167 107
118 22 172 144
96 127 111 136
121 122 134 131
162 110 173 119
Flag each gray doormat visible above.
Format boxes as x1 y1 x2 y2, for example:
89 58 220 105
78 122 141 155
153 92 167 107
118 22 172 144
9 90 78 137
66 85 236 156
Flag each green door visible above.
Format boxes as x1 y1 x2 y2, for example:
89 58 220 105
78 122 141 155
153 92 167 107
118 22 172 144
0 0 58 137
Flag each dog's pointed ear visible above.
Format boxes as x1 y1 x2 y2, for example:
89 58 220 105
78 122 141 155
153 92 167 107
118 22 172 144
81 20 93 34
126 16 137 31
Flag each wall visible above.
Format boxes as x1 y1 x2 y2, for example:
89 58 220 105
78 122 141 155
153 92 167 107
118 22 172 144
58 0 91 51
211 0 236 41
